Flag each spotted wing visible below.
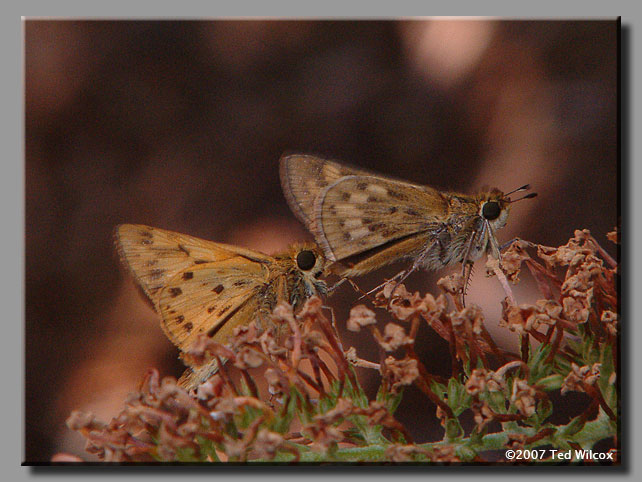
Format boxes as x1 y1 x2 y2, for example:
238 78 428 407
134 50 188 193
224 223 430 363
312 175 449 264
115 224 272 310
279 154 374 228
158 257 268 351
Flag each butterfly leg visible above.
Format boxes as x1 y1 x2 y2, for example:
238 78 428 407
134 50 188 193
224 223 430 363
384 266 419 309
460 227 482 308
499 237 537 251
382 244 435 308
321 304 342 341
360 268 408 299
328 277 363 296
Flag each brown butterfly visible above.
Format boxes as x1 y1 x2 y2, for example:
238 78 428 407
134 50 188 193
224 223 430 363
115 224 328 390
280 154 535 297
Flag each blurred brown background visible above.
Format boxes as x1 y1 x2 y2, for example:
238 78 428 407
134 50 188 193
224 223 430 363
24 19 617 462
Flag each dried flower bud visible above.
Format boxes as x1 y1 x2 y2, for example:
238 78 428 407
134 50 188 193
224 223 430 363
465 368 488 396
304 423 344 452
437 273 464 296
271 301 296 325
375 283 446 321
423 293 448 316
384 356 419 392
233 346 264 369
346 304 377 332
450 305 484 334
196 375 224 400
344 346 358 364
511 379 536 417
315 398 353 424
264 368 288 398
472 399 494 428
66 411 106 432
562 288 594 324
223 438 246 460
376 282 413 303
297 295 324 320
183 334 235 367
561 363 601 394
500 303 530 335
211 397 238 418
231 323 259 347
500 240 531 282
379 323 413 352
601 310 618 336
485 370 506 392
259 328 286 356
253 429 285 460
302 329 324 351
562 270 593 293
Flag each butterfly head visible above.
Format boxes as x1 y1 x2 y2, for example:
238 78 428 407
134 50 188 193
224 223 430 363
284 243 329 303
478 185 537 231
477 189 511 232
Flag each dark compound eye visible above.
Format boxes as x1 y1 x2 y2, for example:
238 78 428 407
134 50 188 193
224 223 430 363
482 201 501 220
296 250 317 271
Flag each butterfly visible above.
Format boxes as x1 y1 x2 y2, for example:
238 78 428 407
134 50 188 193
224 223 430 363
280 154 535 297
115 224 328 390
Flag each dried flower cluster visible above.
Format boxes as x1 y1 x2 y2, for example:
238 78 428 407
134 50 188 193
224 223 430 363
63 229 618 464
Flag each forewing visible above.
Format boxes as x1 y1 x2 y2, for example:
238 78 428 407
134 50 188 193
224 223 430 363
312 175 449 262
115 224 271 309
279 154 374 227
158 258 267 351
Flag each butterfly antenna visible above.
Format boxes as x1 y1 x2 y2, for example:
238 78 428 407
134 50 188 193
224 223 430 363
504 184 531 196
504 184 538 203
508 192 538 203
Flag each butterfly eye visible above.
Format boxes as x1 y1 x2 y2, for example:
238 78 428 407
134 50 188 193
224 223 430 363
481 201 501 220
296 250 317 271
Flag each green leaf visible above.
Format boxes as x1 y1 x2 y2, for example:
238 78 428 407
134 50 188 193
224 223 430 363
344 375 369 409
553 355 572 376
455 444 476 461
376 384 403 414
272 393 297 434
557 413 588 438
430 380 447 400
486 390 507 414
537 398 553 425
444 417 464 441
174 446 200 462
528 343 552 382
536 374 564 391
195 435 220 461
447 377 470 415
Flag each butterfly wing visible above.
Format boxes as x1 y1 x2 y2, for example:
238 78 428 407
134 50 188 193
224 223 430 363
311 175 449 270
158 257 268 351
178 363 223 391
279 154 374 228
115 224 272 310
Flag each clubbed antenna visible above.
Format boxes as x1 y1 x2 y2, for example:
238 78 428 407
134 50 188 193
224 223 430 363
504 184 537 203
